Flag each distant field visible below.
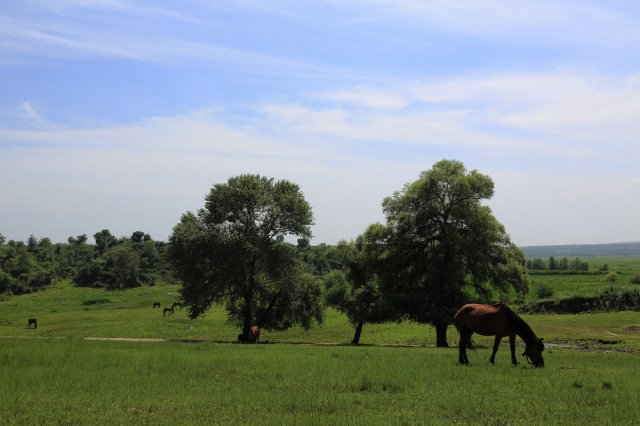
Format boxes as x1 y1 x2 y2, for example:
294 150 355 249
2 338 640 425
525 257 640 302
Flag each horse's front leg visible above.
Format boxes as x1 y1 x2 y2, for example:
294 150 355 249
490 336 502 364
458 332 470 365
509 333 518 365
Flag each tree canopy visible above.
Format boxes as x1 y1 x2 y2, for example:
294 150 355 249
324 223 398 344
382 159 529 346
168 174 323 338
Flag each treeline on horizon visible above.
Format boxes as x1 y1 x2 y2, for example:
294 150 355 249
3 226 638 298
526 256 607 273
0 228 634 297
0 230 334 296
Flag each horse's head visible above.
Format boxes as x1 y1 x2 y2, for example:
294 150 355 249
522 338 545 367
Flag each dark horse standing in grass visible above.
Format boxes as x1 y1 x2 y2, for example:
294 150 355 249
454 303 545 367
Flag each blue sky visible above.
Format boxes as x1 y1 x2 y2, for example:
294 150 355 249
2 0 640 246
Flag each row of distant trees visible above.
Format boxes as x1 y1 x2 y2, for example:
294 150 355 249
527 256 608 272
0 230 172 295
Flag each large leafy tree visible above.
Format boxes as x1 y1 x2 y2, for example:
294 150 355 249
325 224 398 344
383 160 529 347
168 174 323 339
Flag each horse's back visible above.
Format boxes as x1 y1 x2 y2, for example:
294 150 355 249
453 304 509 336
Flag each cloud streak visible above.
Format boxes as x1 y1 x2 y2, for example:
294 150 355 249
335 0 640 47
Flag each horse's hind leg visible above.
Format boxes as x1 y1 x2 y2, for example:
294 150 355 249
490 336 502 364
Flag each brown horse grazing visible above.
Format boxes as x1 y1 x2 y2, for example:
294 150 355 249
27 318 38 329
454 303 545 367
163 306 174 316
152 302 161 308
171 302 182 310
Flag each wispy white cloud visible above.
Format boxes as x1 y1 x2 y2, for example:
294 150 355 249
17 101 51 128
333 0 640 47
0 5 342 79
250 72 640 167
315 87 409 110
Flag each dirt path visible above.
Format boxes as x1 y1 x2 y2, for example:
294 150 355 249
1 335 637 354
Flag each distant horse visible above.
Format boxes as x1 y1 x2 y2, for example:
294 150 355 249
453 303 544 367
152 302 161 308
171 302 183 311
163 306 174 316
237 325 261 343
27 318 37 329
249 325 261 343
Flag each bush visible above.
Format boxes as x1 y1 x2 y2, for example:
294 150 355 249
630 274 640 285
536 283 554 299
0 270 28 295
597 287 640 311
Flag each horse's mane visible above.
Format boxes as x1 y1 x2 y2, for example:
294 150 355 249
496 304 538 343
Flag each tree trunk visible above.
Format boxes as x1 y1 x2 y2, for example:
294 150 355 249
241 290 253 341
434 319 449 347
351 321 364 345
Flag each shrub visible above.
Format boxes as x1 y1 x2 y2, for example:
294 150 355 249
630 274 640 285
605 272 619 284
596 287 640 311
536 283 554 299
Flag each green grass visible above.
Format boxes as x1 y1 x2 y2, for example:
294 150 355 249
3 279 640 424
3 280 640 351
526 257 640 302
1 338 639 425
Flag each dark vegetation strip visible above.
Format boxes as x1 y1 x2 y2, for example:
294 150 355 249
523 287 640 314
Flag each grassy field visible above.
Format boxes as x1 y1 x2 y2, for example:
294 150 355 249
3 280 640 350
2 338 640 425
2 277 640 424
526 257 640 302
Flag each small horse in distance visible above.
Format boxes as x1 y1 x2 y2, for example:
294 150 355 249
163 306 174 316
237 325 261 343
249 325 261 343
27 318 38 329
453 303 545 367
152 302 161 308
171 302 182 311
